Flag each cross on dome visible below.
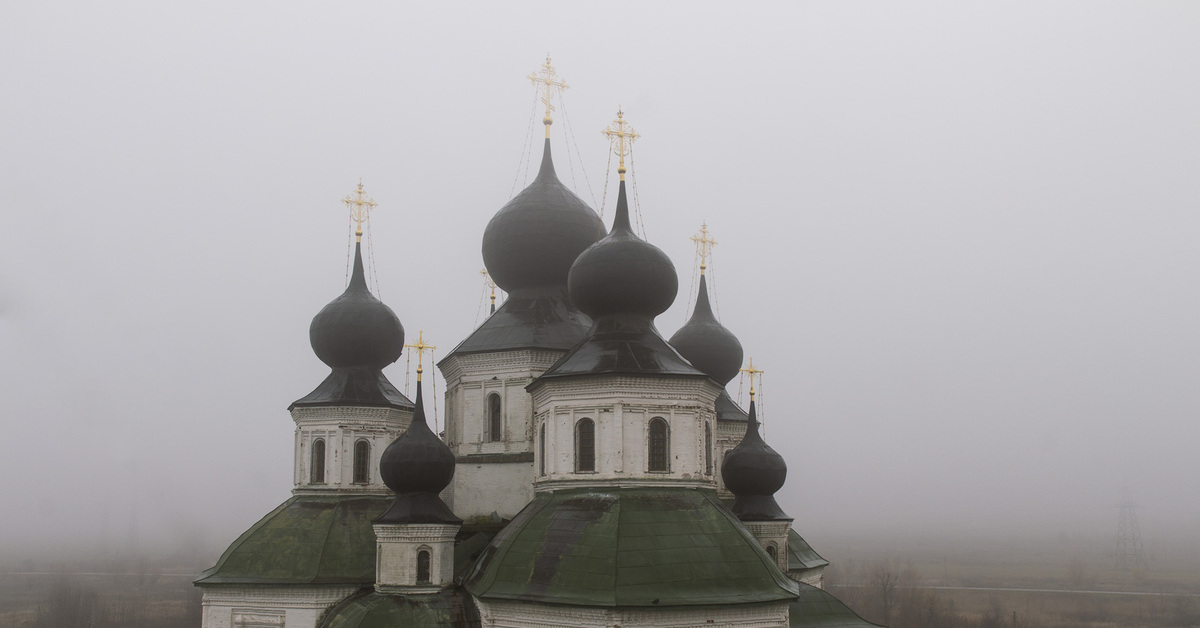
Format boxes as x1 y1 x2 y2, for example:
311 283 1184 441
342 180 378 242
602 106 640 180
691 222 717 274
528 55 568 137
405 330 437 381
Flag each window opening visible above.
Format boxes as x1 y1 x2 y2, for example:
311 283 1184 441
310 439 326 484
488 393 502 442
353 440 370 484
416 550 431 585
576 419 595 472
648 418 669 472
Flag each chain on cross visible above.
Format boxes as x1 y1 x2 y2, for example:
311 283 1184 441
602 106 640 181
405 330 437 382
342 179 378 242
480 268 497 313
528 55 568 137
740 357 765 399
691 222 717 275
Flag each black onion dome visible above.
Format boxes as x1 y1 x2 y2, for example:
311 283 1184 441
376 382 460 524
309 242 404 369
669 274 744 385
482 139 605 292
568 180 678 319
721 398 790 521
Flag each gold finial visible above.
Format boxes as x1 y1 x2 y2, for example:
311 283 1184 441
740 357 764 398
404 330 437 382
342 179 378 243
528 55 568 138
601 106 640 181
481 268 497 313
691 222 717 275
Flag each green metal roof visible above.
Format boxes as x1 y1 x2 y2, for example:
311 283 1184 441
195 495 392 585
789 584 881 627
788 529 830 572
319 589 481 628
463 487 799 607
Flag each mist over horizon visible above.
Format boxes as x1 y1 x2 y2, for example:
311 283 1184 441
2 1 1198 567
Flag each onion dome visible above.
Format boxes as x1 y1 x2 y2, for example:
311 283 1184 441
291 241 411 410
669 274 744 385
376 380 460 524
721 396 790 521
537 180 702 379
309 241 404 369
481 139 605 292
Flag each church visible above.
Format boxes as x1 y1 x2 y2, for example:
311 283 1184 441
194 60 879 628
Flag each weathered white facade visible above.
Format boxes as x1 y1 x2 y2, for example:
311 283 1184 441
474 599 792 628
290 405 410 495
530 375 722 490
438 349 563 518
200 585 359 628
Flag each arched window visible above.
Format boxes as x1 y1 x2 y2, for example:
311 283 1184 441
648 418 669 472
575 419 595 472
487 393 502 442
539 424 546 476
705 422 713 475
766 544 778 562
310 439 326 484
416 549 431 585
353 440 370 484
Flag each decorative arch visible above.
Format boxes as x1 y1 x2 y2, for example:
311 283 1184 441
487 392 502 442
353 439 370 484
416 547 431 585
648 417 669 472
575 418 595 472
310 438 326 484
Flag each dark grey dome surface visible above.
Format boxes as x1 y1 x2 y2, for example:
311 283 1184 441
537 181 704 382
442 286 593 358
377 382 460 524
482 139 605 292
568 182 677 319
669 274 743 385
309 242 404 369
721 399 790 521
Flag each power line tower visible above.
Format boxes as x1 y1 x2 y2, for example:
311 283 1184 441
1115 487 1147 572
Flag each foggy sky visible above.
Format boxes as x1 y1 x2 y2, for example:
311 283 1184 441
2 1 1198 557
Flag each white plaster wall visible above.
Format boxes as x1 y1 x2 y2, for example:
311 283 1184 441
290 406 409 495
715 419 746 498
449 461 534 520
744 520 793 572
374 523 458 592
200 585 358 628
530 375 721 490
475 598 790 628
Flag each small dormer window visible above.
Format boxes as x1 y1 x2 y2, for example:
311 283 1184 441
310 439 326 484
353 440 370 484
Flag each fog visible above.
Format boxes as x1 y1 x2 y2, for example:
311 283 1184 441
2 2 1198 561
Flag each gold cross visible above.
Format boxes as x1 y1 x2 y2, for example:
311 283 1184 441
342 180 378 243
690 222 717 274
405 330 437 381
481 268 497 312
601 106 640 181
740 357 765 398
528 55 568 138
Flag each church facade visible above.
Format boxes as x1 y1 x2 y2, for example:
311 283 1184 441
195 68 876 628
